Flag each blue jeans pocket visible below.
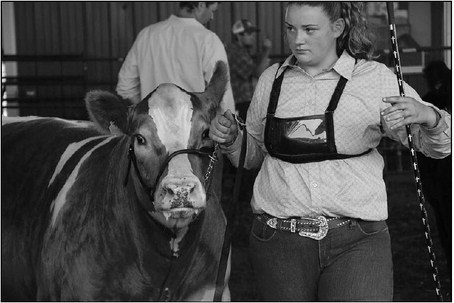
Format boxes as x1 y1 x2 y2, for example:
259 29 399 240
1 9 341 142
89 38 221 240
251 216 277 242
356 220 388 236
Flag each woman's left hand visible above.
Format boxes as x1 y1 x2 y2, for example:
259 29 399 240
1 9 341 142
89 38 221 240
381 96 438 130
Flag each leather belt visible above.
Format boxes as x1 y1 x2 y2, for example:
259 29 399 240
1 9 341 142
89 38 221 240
256 213 354 240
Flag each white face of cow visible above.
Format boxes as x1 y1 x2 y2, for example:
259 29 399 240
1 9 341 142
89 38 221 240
133 84 212 230
85 61 227 232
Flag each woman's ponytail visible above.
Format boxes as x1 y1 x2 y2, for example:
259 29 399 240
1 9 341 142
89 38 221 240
339 2 376 60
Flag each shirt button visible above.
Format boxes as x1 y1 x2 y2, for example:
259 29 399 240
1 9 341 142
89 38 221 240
312 182 318 188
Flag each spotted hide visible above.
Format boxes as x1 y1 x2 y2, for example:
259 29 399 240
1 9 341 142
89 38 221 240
1 62 231 301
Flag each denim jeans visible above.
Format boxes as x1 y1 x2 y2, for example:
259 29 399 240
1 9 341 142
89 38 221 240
249 216 393 301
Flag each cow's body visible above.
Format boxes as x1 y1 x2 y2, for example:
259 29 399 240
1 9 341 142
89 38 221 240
2 62 230 301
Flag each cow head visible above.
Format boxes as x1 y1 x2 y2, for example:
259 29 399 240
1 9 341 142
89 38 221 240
85 61 228 230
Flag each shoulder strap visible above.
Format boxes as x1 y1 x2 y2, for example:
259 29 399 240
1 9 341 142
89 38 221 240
326 76 348 112
266 61 288 116
326 58 357 112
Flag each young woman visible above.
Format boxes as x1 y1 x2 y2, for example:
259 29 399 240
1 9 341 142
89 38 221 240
210 2 451 301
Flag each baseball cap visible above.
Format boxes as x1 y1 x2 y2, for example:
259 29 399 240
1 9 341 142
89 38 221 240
232 19 259 35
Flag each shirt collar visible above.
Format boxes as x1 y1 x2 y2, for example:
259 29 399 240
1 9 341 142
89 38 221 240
169 14 204 28
332 51 356 80
276 50 356 80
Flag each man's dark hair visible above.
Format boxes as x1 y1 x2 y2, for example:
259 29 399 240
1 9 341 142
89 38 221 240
179 2 218 11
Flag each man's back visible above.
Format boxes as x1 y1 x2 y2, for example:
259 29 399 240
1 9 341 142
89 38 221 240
116 14 235 113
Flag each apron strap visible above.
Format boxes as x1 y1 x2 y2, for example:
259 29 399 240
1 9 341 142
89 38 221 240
326 76 348 112
266 63 288 116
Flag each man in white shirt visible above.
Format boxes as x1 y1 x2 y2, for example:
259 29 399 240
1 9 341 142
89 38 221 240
116 2 235 113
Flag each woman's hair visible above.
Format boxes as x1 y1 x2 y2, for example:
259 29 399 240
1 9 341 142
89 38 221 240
287 2 376 60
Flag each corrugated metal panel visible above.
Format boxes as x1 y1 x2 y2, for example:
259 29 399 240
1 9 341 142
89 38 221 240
232 1 257 23
60 2 86 117
110 2 134 58
34 2 60 55
85 2 112 90
133 2 159 39
257 2 287 57
158 2 180 22
34 3 61 103
14 1 36 84
60 2 84 55
14 2 36 56
209 3 233 46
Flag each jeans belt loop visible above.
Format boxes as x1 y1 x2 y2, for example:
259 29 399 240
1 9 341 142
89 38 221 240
290 219 297 233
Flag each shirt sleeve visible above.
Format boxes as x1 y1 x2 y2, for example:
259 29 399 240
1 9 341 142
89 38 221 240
203 34 236 114
379 66 451 159
221 64 279 169
116 33 142 104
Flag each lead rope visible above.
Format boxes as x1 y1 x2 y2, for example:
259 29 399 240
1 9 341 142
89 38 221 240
204 144 220 186
214 114 247 302
386 3 444 301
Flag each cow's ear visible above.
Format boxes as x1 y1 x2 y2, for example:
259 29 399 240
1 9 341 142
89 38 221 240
196 61 228 114
85 90 132 134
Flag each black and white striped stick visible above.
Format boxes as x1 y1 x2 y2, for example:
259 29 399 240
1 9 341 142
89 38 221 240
386 2 444 301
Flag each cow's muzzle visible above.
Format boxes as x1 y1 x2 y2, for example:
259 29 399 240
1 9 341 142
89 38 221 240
124 144 218 213
156 175 206 218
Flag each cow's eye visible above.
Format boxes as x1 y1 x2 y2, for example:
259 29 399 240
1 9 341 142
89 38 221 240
135 134 146 145
202 129 210 140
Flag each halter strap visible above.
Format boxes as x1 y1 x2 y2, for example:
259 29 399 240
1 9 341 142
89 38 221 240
123 144 216 211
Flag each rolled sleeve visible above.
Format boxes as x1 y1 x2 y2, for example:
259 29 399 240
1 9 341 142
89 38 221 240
203 35 235 113
415 108 451 158
116 43 141 103
380 68 452 159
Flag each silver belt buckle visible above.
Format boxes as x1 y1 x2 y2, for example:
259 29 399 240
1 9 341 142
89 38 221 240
298 216 328 240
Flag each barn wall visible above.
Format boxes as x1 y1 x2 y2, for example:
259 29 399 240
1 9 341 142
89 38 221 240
2 1 447 119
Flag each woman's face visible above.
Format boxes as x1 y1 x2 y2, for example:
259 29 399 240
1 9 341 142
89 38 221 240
285 4 343 72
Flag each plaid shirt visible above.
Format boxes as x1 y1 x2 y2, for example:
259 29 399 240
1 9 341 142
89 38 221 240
222 51 451 221
226 42 255 105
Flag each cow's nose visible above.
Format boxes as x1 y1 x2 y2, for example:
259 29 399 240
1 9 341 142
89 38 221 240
164 182 195 196
158 176 206 208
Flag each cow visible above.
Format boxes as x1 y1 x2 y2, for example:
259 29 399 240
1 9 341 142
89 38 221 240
1 61 231 301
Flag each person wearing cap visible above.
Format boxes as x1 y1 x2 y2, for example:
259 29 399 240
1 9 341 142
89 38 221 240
224 20 272 208
226 19 272 121
116 2 235 114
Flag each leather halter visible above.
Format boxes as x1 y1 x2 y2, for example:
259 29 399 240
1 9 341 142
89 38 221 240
123 143 218 211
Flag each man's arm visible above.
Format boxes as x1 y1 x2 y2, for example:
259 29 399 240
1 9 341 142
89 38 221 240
116 40 141 104
203 35 236 114
253 38 272 78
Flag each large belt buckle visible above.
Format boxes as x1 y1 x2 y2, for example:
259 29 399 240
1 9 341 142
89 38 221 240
298 216 328 240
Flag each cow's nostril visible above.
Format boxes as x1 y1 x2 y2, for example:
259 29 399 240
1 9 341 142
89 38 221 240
163 183 196 197
187 183 195 193
164 184 177 195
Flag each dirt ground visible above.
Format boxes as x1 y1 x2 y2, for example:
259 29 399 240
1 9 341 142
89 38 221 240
220 168 452 302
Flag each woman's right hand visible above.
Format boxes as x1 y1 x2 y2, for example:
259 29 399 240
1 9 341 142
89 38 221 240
209 109 238 147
